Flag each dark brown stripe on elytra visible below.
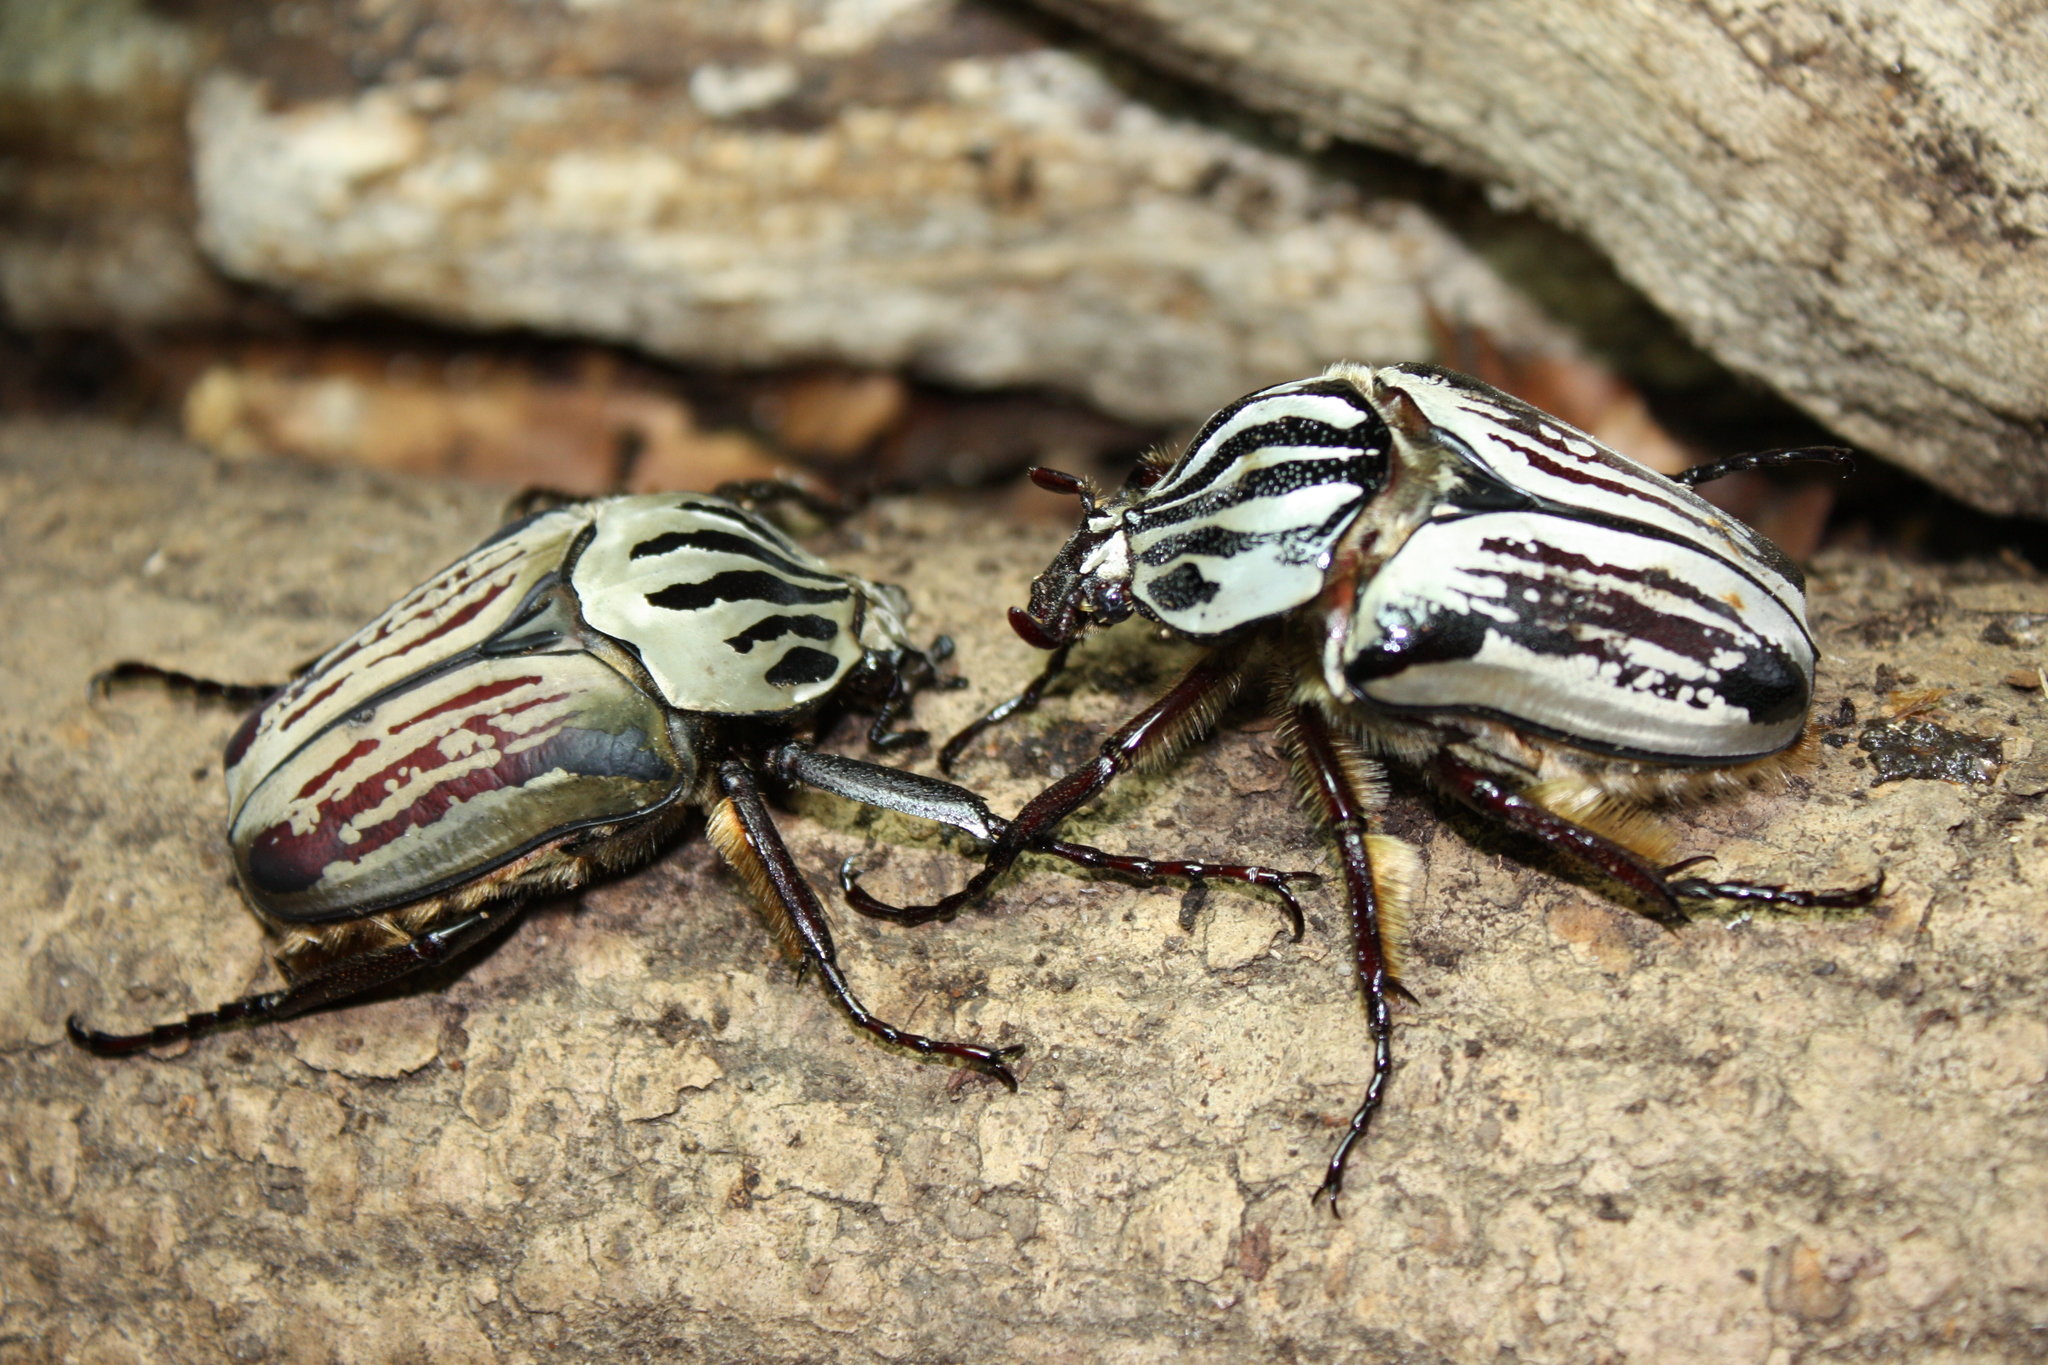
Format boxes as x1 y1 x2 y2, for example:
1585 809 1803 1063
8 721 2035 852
385 675 542 734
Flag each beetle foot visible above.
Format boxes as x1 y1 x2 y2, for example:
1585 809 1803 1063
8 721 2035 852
962 1043 1028 1092
1669 869 1885 913
66 1012 199 1056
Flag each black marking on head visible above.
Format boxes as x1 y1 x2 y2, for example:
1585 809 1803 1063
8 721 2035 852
646 571 850 612
1145 562 1220 612
764 647 842 687
630 527 844 583
724 614 839 654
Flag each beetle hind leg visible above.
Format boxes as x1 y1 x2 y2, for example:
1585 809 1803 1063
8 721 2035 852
1436 752 1882 924
1666 863 1885 914
90 661 280 708
710 761 1022 1089
67 908 507 1056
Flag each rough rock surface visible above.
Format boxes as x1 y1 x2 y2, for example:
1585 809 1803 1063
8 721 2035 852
1026 0 2048 517
4 421 2047 1362
179 0 1561 427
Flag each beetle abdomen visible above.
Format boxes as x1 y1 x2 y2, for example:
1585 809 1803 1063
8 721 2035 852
1331 511 1813 761
229 654 689 922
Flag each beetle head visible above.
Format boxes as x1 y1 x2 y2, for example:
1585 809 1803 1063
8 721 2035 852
1011 465 1145 649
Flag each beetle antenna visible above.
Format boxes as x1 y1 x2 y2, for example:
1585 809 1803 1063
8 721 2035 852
1026 466 1098 516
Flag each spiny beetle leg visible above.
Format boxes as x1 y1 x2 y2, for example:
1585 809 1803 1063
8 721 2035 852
716 761 1020 1088
1673 447 1855 488
67 909 506 1056
842 647 1250 922
1285 706 1398 1218
1028 837 1313 940
778 743 1314 933
1434 751 1692 927
840 845 1315 936
939 642 1072 774
1669 869 1885 912
90 661 280 709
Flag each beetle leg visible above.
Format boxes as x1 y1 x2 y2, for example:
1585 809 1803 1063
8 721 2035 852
865 638 965 751
709 477 857 524
1672 447 1855 488
1434 751 1692 925
1435 754 1886 923
772 744 1312 934
938 642 1074 774
1284 706 1401 1218
1666 865 1885 912
67 909 506 1056
90 661 280 709
1004 839 1312 941
840 646 1251 923
709 760 1023 1089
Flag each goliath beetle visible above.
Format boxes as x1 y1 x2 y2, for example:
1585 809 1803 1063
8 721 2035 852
844 364 1883 1209
71 489 1310 1084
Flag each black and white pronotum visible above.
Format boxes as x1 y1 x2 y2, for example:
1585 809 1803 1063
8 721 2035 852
70 490 1309 1083
845 363 1882 1210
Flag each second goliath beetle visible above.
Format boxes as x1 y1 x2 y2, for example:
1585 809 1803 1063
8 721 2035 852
71 489 1308 1081
847 363 1883 1211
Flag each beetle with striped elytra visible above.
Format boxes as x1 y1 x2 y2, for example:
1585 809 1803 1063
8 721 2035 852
843 363 1884 1213
69 487 1311 1082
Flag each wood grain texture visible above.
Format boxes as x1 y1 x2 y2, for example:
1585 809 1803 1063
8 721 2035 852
4 422 2046 1361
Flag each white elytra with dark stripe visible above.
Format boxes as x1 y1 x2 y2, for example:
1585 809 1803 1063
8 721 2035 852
1117 376 1391 637
224 493 916 923
1046 361 1815 763
574 495 908 714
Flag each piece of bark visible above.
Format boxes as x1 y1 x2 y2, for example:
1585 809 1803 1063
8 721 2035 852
176 0 1567 427
3 420 2046 1360
0 0 243 328
1022 0 2048 517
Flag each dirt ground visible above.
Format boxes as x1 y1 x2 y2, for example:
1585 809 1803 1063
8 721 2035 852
2 419 2044 1364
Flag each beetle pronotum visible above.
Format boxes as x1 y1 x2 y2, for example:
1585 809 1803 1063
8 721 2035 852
845 364 1881 1211
71 490 1311 1083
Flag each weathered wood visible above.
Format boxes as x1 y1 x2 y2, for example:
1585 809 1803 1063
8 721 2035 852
1026 0 2048 515
176 0 1565 427
4 420 2045 1362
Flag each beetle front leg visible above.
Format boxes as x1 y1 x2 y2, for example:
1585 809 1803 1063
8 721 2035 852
1664 862 1885 913
770 745 1310 935
839 646 1251 923
68 909 508 1055
708 760 1023 1088
938 641 1074 774
1673 447 1854 488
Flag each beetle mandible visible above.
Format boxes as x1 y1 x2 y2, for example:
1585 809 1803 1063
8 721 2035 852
844 363 1883 1211
70 489 1311 1082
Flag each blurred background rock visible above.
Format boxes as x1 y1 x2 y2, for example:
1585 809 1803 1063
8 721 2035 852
17 0 2040 555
